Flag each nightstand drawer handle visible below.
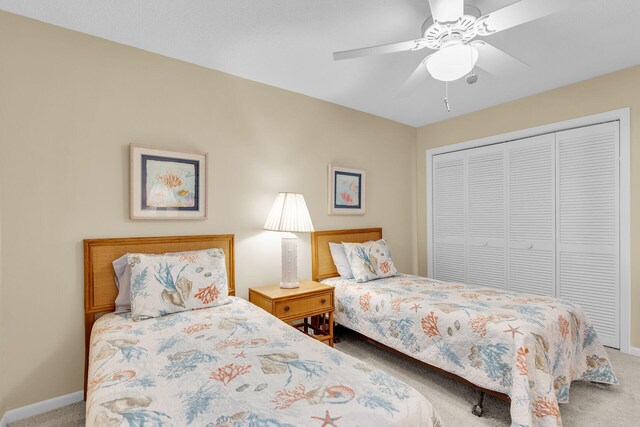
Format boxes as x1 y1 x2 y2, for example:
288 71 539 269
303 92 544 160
284 306 290 312
321 298 327 304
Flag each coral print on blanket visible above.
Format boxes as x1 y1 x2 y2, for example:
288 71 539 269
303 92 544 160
87 297 442 427
326 274 618 427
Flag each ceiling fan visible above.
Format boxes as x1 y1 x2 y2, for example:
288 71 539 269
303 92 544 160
333 0 587 85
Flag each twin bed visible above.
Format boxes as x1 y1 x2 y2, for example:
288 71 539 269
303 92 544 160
311 228 618 427
84 235 441 427
84 230 617 427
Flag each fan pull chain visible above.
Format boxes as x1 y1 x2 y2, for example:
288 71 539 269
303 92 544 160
444 81 451 112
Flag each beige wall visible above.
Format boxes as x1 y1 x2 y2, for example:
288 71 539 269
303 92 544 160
417 65 640 347
0 12 417 411
0 198 4 419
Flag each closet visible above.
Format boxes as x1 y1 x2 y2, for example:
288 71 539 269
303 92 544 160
432 121 620 348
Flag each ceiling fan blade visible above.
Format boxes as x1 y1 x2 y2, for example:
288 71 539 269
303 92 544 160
397 56 432 97
333 38 429 61
471 41 528 76
428 0 464 23
476 0 587 35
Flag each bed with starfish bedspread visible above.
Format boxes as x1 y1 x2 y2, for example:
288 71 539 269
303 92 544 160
86 296 441 427
321 274 617 427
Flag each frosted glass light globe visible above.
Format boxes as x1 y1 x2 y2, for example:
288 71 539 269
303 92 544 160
426 44 479 82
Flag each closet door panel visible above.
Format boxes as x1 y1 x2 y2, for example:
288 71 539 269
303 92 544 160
468 244 506 289
507 134 556 296
557 122 619 348
434 241 466 282
467 145 506 289
558 251 617 341
433 151 467 283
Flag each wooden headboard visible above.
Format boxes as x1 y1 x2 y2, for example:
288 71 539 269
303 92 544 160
311 228 382 281
83 234 235 395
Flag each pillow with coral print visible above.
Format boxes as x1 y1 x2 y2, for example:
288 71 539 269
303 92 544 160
129 248 231 321
342 239 398 283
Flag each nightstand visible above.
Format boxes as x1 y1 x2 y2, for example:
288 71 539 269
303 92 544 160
249 280 334 347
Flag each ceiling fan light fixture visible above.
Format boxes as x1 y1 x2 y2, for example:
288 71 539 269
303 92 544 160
426 43 479 82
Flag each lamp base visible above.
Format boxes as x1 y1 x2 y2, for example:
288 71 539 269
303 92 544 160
281 237 299 288
279 281 300 289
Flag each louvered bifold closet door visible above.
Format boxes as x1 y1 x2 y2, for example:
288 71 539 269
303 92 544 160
507 134 556 296
557 122 619 348
467 144 507 289
433 151 467 282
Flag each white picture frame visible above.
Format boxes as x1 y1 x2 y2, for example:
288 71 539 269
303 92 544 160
328 164 366 215
130 144 207 220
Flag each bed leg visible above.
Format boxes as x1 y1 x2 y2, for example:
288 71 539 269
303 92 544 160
472 391 485 417
333 321 341 343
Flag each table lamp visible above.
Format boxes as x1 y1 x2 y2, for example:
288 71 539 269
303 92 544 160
264 192 315 288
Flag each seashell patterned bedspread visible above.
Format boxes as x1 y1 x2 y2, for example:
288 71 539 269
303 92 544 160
322 274 618 427
86 296 441 427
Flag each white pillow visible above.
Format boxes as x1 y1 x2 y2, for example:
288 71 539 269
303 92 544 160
329 242 354 279
112 254 132 313
342 239 398 283
129 249 231 321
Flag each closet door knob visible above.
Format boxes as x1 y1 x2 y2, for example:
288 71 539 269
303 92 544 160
526 243 533 249
482 242 488 247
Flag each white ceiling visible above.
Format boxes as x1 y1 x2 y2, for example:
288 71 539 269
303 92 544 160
1 0 639 127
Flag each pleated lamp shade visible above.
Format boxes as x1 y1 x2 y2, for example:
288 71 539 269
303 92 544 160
264 192 315 233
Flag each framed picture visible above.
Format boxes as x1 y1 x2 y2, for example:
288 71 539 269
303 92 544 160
328 164 366 215
130 144 207 219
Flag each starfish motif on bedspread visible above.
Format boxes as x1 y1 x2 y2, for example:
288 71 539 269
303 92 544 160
503 324 523 339
233 351 246 359
411 303 423 313
311 410 341 427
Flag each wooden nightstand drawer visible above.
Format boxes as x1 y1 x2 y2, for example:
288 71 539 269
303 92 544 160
274 292 333 318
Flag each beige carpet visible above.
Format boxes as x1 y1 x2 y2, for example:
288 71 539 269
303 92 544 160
7 402 85 427
10 328 640 426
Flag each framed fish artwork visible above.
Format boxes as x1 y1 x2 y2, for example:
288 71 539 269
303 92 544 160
328 164 366 215
130 144 207 219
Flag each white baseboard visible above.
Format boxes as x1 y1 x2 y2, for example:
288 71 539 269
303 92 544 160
629 346 640 357
1 391 83 426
